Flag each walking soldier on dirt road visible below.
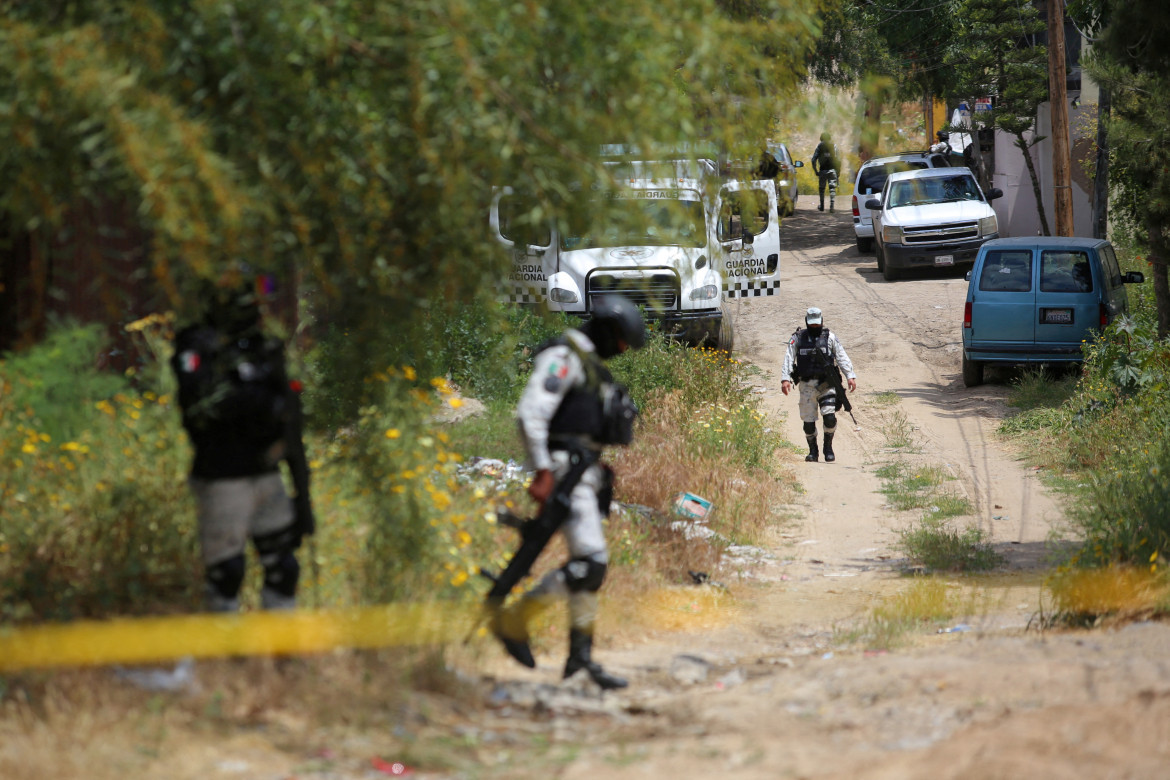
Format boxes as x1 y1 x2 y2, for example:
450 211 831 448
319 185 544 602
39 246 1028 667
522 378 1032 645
486 295 644 690
781 307 857 463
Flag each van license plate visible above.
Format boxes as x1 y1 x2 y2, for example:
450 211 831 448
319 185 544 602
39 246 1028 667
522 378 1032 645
934 255 954 266
1042 308 1073 324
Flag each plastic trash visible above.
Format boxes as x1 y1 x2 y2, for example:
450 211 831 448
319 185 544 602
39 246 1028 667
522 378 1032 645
113 656 197 692
937 624 971 634
672 491 712 520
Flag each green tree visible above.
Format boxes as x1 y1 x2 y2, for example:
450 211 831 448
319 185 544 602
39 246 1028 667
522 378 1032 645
1089 0 1170 337
808 0 959 159
946 0 1049 232
0 0 821 416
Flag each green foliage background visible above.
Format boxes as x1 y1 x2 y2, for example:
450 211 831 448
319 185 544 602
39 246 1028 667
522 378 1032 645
0 0 822 420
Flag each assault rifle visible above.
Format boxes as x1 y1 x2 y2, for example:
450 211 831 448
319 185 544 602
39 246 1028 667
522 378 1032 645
481 447 599 607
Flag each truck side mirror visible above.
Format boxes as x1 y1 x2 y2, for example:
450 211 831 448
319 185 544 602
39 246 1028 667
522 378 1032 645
1125 271 1145 284
794 160 804 168
988 188 1004 201
865 198 881 210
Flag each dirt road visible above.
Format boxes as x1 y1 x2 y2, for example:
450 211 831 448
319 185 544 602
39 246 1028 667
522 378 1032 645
494 200 1170 779
22 202 1170 780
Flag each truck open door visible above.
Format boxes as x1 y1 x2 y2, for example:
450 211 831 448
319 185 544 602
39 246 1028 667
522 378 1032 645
490 187 556 306
716 180 781 300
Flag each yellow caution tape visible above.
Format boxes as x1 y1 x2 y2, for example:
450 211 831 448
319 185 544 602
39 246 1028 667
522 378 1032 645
0 603 479 672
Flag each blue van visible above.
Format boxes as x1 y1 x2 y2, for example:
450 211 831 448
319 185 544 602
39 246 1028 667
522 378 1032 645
961 237 1145 386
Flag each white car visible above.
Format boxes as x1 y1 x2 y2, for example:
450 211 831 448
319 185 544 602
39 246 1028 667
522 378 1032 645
851 151 950 253
868 167 1003 281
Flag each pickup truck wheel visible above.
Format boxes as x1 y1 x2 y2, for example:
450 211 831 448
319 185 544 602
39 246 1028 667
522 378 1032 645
856 236 873 253
716 310 735 353
882 259 901 281
962 354 984 387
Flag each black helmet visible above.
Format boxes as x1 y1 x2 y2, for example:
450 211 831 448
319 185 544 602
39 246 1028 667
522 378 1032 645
583 295 646 358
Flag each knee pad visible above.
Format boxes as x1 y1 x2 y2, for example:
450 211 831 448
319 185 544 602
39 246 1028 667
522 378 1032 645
261 550 300 598
206 554 246 601
563 557 608 593
803 421 817 436
254 526 300 598
823 413 837 433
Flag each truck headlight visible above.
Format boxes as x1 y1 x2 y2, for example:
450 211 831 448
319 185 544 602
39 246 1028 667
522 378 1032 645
550 288 578 303
881 225 903 243
690 284 719 301
980 215 998 235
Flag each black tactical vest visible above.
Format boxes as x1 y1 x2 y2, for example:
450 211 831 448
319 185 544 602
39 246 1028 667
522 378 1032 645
543 337 638 446
793 328 835 382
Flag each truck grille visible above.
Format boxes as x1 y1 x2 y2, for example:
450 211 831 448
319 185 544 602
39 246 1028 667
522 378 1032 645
902 221 979 244
587 271 679 312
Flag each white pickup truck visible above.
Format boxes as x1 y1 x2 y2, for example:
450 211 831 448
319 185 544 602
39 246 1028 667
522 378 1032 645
868 167 1003 281
491 155 782 350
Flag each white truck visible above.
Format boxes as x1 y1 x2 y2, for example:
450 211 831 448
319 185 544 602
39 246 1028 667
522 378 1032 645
491 154 782 351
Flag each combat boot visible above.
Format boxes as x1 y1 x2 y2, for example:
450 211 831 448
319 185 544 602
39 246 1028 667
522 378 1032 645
823 432 836 462
564 628 627 690
805 434 819 462
487 597 536 668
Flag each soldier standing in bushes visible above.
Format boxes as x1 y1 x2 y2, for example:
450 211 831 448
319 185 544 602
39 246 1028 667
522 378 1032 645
781 306 857 463
171 275 314 612
487 295 645 690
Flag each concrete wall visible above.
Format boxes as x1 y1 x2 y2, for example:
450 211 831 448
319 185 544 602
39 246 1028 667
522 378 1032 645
989 102 1096 239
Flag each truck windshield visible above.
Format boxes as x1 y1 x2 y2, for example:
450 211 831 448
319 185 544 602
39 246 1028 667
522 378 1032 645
561 197 706 250
888 175 982 208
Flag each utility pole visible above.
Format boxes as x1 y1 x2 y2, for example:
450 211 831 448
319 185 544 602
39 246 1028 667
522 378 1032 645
1048 0 1074 236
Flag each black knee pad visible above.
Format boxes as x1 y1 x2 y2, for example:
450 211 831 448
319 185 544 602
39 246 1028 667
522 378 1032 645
254 526 301 598
262 551 300 598
563 557 608 593
803 421 817 436
823 413 837 432
206 554 246 601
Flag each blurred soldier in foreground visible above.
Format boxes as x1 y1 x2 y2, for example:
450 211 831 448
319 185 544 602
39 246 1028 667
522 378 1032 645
781 306 857 463
171 276 314 612
486 295 645 690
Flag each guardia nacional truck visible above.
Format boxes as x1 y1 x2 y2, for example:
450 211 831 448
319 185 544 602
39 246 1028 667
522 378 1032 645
490 148 782 352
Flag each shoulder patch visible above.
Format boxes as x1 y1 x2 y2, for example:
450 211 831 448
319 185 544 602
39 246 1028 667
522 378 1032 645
543 375 563 393
546 359 570 379
179 350 201 373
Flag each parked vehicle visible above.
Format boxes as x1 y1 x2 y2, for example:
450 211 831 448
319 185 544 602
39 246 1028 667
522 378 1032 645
961 237 1145 386
851 151 951 253
491 154 782 351
765 142 804 216
868 167 1002 281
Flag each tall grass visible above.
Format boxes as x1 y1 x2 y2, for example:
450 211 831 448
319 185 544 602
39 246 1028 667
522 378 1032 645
0 309 794 624
995 243 1170 618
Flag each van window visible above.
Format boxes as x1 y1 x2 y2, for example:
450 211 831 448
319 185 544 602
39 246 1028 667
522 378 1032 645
978 250 1033 292
857 161 928 196
498 193 552 247
718 189 769 241
1040 250 1093 293
1101 244 1123 287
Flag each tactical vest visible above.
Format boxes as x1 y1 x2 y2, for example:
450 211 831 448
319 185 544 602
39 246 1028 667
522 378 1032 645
543 337 638 446
792 328 835 383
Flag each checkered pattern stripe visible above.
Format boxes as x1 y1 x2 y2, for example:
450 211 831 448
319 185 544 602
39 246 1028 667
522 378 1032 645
723 279 781 299
502 283 546 304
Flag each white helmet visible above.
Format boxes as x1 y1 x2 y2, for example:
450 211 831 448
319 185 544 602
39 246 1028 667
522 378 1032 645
805 307 823 327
